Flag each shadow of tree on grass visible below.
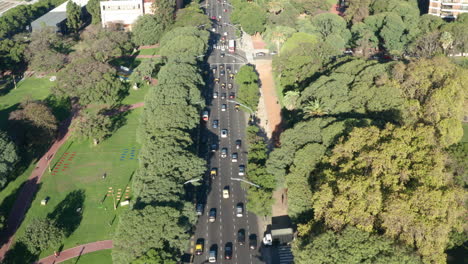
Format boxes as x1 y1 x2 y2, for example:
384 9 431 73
47 189 85 237
1 241 38 264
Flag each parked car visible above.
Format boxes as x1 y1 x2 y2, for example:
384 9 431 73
237 229 245 245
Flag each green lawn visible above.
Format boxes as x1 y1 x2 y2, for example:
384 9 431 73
121 84 150 105
137 47 160 56
61 249 112 264
12 107 142 259
0 77 54 129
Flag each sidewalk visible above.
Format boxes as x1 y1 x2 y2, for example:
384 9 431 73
35 240 113 264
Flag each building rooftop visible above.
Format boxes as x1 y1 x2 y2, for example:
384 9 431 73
31 0 88 30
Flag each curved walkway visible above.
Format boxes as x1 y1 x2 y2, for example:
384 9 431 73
35 240 113 264
0 102 144 260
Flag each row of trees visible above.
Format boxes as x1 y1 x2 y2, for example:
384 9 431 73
112 4 211 260
234 65 260 111
244 126 275 216
267 55 467 263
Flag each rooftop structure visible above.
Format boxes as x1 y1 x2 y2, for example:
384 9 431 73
99 0 153 30
428 0 468 19
30 0 88 32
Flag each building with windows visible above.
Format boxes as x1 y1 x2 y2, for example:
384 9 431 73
428 0 468 19
99 0 154 30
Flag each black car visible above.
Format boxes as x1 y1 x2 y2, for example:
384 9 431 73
220 70 225 76
226 66 232 73
220 53 225 57
210 143 218 152
237 229 245 245
235 139 241 149
196 203 203 216
221 93 226 99
224 242 233 259
249 234 257 250
229 92 235 99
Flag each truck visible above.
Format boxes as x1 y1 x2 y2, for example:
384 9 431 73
228 39 235 53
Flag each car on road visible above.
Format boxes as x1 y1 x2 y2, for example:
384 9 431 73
223 32 228 36
196 203 203 216
210 143 218 152
211 16 216 20
236 203 243 217
223 186 229 198
221 104 227 111
202 110 209 121
221 93 226 99
238 165 245 176
219 65 224 70
221 129 228 138
209 246 217 263
227 83 233 89
221 148 227 158
210 168 217 178
221 83 226 89
224 242 233 259
256 52 266 56
237 229 246 245
235 139 241 149
195 238 204 255
229 73 235 80
249 234 257 250
220 53 225 57
212 120 219 128
229 92 235 99
220 70 225 76
211 66 217 73
231 152 238 162
209 208 216 222
213 92 218 98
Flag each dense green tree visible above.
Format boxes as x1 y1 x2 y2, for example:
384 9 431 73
408 31 442 58
246 188 274 216
310 13 351 44
447 142 468 187
53 54 125 106
25 27 66 72
9 100 58 146
417 14 444 35
235 65 260 111
294 226 422 264
262 25 296 54
112 205 191 264
312 124 466 263
71 110 113 145
344 0 372 24
268 2 300 28
132 248 177 264
153 0 175 29
66 0 82 33
87 0 101 24
132 15 166 46
238 4 267 35
350 22 379 56
0 131 19 189
290 0 331 15
130 58 162 86
19 218 64 254
79 25 132 62
174 2 211 28
159 27 209 63
0 38 26 73
391 57 467 146
380 13 406 55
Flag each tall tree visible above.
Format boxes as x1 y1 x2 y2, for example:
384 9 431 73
153 0 175 29
132 15 165 46
19 218 64 254
235 65 260 111
86 0 101 24
294 226 422 264
66 0 82 33
159 26 209 63
71 110 113 145
174 2 211 28
0 131 19 189
79 25 132 62
112 205 192 264
312 124 466 263
25 27 66 72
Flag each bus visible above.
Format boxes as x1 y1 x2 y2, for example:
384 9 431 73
228 39 235 53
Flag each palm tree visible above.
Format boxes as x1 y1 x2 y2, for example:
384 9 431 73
283 90 300 110
303 99 327 117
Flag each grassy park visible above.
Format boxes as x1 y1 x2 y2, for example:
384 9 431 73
12 107 142 259
62 249 112 264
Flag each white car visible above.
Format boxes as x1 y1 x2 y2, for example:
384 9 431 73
223 32 228 36
231 153 238 162
236 203 243 217
212 28 216 32
213 92 218 99
238 165 245 176
221 129 228 138
223 187 229 198
221 104 227 111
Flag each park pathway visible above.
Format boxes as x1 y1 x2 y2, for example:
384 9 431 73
0 102 144 260
34 240 113 264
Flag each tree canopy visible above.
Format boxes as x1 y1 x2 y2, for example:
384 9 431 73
132 15 166 46
0 131 19 189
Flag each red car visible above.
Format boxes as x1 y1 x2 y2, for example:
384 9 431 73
202 110 209 121
211 16 216 20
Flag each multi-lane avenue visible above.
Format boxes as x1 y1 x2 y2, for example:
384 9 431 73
190 0 265 263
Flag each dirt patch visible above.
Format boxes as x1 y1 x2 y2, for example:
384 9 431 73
272 188 288 216
251 33 267 50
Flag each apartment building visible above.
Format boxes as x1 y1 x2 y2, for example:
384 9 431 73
99 0 154 30
428 0 468 19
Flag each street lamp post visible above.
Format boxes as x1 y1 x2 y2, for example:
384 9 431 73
184 178 202 185
227 99 255 116
230 177 261 188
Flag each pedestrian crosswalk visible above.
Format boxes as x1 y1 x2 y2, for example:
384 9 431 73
213 44 228 50
278 245 294 264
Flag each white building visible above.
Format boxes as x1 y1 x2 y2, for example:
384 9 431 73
99 0 154 30
428 0 468 19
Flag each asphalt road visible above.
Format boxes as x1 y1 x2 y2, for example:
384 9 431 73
190 0 264 264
